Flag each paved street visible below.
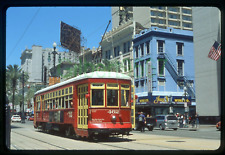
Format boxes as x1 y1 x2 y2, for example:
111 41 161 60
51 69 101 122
10 121 221 150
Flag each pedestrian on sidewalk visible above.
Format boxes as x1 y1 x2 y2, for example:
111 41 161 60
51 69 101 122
183 116 186 128
195 113 199 128
138 112 146 132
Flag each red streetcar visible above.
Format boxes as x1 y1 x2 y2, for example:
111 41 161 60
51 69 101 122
34 71 136 139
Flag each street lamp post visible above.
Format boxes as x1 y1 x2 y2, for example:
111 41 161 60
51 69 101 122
184 86 189 124
52 42 57 77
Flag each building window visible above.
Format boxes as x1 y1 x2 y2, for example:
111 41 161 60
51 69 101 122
114 46 120 57
168 21 180 26
177 42 184 56
141 43 144 56
135 46 138 58
182 9 192 14
168 7 179 12
146 41 150 54
105 50 111 59
141 61 144 77
127 41 130 52
140 80 144 87
182 15 192 21
114 47 117 57
135 81 139 88
158 59 165 76
135 63 139 78
123 42 127 53
183 23 192 28
157 40 164 53
177 60 184 76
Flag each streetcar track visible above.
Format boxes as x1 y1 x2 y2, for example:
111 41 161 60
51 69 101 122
100 143 135 150
131 141 178 150
12 131 69 150
12 130 177 150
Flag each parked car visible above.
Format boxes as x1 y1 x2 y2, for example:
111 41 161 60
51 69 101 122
216 121 221 130
28 116 34 121
11 115 21 122
155 115 178 130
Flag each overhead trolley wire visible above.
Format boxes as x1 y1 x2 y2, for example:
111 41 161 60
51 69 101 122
7 7 41 61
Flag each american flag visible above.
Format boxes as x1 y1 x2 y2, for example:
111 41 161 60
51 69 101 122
208 41 221 61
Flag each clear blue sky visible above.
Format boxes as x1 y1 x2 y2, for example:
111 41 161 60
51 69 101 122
6 7 112 66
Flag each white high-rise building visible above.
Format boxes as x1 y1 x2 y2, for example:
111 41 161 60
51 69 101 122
112 6 192 31
20 45 79 85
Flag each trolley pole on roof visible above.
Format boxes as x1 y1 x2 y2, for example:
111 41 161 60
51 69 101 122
94 20 111 62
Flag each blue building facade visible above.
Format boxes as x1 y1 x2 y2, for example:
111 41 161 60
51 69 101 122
133 27 195 116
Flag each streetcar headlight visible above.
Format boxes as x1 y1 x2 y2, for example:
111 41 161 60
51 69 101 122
111 115 116 121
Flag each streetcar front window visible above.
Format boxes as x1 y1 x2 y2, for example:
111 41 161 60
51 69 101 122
107 89 118 106
106 83 119 107
92 89 104 106
121 84 130 107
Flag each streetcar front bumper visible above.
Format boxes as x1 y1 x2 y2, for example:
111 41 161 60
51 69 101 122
88 128 132 136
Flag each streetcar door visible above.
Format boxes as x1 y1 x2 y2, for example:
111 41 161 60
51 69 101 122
77 84 88 129
131 85 135 128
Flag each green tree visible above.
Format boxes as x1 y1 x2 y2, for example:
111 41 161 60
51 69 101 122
25 86 36 109
62 59 123 80
6 65 22 114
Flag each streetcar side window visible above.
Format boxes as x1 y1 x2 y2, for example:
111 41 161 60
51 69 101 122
91 83 105 107
121 84 130 107
92 89 104 106
36 96 41 111
107 83 119 107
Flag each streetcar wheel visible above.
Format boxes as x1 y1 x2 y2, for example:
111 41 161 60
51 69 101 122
41 123 46 132
65 126 74 138
65 126 71 137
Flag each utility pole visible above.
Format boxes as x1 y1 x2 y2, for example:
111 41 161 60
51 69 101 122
21 71 25 123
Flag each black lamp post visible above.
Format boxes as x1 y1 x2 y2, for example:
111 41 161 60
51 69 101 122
52 42 57 77
48 42 61 77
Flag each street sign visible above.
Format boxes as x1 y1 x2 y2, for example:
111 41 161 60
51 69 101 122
147 61 152 93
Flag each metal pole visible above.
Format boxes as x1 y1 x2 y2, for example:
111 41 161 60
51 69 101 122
53 47 56 77
21 71 25 123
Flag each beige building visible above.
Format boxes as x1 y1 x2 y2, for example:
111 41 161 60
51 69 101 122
100 20 145 79
112 6 192 31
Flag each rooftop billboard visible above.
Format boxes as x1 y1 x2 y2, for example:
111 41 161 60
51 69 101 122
60 21 81 53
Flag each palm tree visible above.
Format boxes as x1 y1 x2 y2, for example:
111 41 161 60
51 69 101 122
6 64 22 114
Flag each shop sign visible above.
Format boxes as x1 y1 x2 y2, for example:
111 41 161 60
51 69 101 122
153 95 191 104
139 99 149 102
154 96 169 104
174 98 190 102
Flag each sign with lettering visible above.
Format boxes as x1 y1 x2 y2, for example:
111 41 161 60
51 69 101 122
139 99 149 102
107 110 119 114
147 61 152 93
152 95 191 104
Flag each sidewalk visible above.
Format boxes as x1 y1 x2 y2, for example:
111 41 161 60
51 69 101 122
179 124 215 131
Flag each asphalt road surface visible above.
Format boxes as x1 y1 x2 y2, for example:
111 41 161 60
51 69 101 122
9 121 221 151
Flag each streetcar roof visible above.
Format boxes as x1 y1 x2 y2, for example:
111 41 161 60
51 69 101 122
34 71 132 95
